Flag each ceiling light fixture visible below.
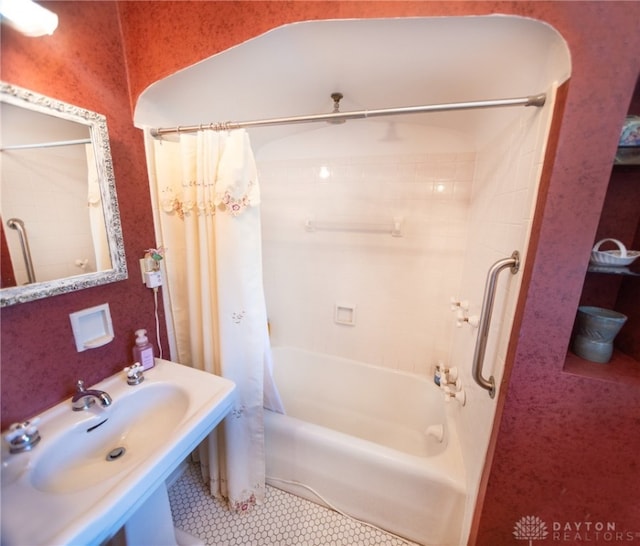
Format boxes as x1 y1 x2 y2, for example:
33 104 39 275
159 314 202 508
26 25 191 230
0 0 58 37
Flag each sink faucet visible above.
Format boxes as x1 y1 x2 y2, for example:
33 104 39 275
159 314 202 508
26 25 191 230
72 380 112 411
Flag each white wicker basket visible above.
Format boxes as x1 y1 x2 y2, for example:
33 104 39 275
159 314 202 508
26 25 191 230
590 238 640 267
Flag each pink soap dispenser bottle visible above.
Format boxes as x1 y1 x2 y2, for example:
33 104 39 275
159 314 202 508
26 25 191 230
133 329 155 370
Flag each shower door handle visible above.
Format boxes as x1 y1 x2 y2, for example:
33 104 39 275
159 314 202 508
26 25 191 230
472 251 520 398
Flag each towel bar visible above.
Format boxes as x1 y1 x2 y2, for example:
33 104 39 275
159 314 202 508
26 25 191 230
304 217 403 237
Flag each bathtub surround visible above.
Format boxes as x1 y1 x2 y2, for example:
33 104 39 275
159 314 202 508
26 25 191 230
144 129 282 510
251 72 566 541
254 67 561 544
451 88 558 538
259 150 473 371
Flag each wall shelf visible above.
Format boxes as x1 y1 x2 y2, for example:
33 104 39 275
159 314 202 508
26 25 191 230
613 115 640 165
614 147 640 165
587 264 640 276
564 349 640 387
563 80 640 383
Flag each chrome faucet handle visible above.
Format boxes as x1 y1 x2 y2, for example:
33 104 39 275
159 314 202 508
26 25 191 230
5 418 41 454
450 297 469 311
124 363 145 386
455 310 480 328
443 386 466 406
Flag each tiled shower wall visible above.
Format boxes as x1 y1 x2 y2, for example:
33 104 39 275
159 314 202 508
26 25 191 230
450 100 554 541
258 150 475 376
257 101 553 543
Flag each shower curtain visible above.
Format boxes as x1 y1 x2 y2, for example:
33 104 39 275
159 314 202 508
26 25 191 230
86 143 110 271
144 128 283 511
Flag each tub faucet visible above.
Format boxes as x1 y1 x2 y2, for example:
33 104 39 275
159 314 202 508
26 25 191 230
434 363 449 386
434 363 459 387
71 380 112 411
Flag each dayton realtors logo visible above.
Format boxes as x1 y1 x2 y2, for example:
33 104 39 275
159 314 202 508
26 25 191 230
513 516 549 545
513 515 640 544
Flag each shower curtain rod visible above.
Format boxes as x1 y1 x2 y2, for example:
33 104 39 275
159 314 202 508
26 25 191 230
149 92 546 138
1 138 91 151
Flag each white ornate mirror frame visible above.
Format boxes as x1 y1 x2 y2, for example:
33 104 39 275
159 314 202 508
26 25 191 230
1 82 127 306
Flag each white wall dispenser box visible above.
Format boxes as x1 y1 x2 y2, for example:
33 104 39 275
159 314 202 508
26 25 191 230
69 303 114 352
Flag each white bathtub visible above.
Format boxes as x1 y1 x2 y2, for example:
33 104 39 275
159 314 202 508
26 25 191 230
264 347 466 546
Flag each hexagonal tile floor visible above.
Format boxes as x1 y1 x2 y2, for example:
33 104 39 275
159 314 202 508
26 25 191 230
169 462 416 546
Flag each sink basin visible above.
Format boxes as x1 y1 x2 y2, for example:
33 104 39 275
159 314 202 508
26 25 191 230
32 383 190 494
1 359 235 546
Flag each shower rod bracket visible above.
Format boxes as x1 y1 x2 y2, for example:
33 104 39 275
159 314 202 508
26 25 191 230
328 92 346 125
526 94 546 107
331 92 343 108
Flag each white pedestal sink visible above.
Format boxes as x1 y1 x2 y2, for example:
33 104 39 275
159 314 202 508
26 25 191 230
1 359 236 546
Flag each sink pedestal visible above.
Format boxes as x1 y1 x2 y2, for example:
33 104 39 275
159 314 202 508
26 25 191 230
107 481 203 546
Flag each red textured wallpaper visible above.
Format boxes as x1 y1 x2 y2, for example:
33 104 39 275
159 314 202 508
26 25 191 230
0 2 168 429
2 2 639 546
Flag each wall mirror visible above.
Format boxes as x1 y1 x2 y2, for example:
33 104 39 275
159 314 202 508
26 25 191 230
0 82 127 306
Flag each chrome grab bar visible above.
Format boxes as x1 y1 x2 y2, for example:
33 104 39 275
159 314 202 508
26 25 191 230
6 218 36 284
472 251 520 398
